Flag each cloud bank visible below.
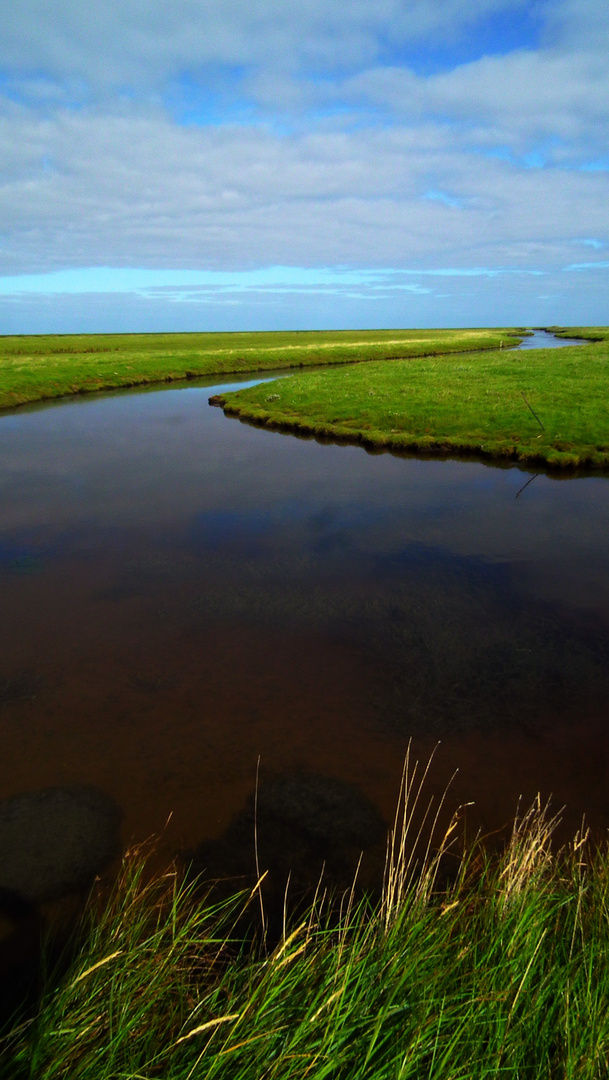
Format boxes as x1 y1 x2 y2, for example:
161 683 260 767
0 0 607 330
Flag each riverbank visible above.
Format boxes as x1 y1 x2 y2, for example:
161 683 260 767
0 328 510 411
3 798 609 1079
213 325 609 469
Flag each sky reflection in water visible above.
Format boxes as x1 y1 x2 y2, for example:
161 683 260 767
1 374 609 863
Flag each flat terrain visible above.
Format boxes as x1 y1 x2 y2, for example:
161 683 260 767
0 327 509 411
214 326 609 469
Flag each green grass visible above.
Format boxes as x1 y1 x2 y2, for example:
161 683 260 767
3 768 609 1079
214 326 609 469
0 328 512 411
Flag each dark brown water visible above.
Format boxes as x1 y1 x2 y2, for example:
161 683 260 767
1 372 609 913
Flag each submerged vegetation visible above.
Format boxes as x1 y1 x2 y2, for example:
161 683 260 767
3 764 609 1079
0 328 508 411
215 326 609 469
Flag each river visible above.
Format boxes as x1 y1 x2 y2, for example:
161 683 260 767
0 331 607 908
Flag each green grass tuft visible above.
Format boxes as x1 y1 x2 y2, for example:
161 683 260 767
3 756 609 1078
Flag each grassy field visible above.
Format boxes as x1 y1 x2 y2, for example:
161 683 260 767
0 328 512 411
3 789 609 1080
213 326 609 469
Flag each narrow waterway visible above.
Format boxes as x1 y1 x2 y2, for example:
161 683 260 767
0 332 607 924
513 329 588 349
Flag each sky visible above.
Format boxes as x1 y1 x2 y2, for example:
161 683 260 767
0 0 607 333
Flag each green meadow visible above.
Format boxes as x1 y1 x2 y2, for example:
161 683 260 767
3 792 609 1079
214 326 609 469
6 323 608 469
0 328 509 410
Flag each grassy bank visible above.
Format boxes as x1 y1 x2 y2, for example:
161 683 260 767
213 326 609 469
3 795 609 1078
0 328 509 411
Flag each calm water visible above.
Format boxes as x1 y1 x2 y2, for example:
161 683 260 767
514 330 588 349
1 346 608 904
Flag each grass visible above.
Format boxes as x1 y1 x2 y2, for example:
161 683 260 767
0 328 512 411
3 758 609 1079
213 325 609 469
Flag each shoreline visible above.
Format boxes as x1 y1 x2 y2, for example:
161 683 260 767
0 327 513 412
4 800 609 1078
212 326 609 471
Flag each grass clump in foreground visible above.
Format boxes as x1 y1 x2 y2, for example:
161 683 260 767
214 325 609 469
0 328 511 411
3 765 609 1079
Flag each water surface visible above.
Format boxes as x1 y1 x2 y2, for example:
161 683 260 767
513 329 588 349
1 369 609 882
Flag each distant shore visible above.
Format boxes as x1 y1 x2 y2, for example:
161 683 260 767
0 327 512 411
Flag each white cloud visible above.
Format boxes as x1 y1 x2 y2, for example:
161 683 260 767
0 0 530 91
538 0 609 49
0 0 607 329
0 101 606 279
339 47 609 161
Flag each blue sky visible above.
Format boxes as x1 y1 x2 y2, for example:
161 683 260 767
0 0 607 333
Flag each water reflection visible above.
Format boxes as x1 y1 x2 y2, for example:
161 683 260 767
0 374 609 883
513 330 588 349
192 772 387 919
